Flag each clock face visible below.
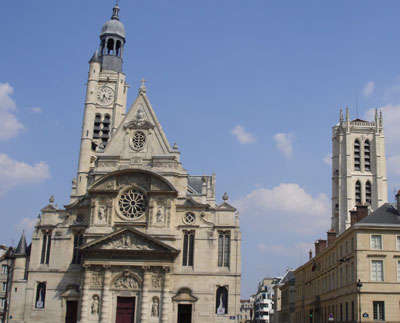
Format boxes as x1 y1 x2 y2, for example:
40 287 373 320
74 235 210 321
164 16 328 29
97 86 114 105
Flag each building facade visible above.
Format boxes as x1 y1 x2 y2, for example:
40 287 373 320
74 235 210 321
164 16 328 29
331 109 388 234
253 278 277 323
0 245 9 323
295 202 400 323
239 298 254 323
8 5 241 323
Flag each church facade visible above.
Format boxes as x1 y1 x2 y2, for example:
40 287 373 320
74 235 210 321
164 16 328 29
8 5 241 323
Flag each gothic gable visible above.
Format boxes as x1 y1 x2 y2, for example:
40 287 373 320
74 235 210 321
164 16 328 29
97 90 179 162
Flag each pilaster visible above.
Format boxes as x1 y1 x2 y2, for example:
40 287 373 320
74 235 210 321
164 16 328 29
80 266 91 323
100 266 112 323
161 267 171 323
140 266 151 323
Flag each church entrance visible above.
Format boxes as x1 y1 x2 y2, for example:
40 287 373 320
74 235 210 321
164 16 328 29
116 297 135 323
65 300 78 323
177 304 192 323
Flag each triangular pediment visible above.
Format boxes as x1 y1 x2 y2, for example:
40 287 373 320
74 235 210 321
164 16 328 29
215 201 236 211
98 90 179 162
41 204 58 213
81 227 178 255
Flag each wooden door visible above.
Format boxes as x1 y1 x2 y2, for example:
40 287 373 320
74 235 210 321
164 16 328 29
65 300 78 323
116 297 135 323
177 304 192 323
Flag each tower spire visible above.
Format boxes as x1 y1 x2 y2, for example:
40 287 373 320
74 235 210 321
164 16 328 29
112 2 120 20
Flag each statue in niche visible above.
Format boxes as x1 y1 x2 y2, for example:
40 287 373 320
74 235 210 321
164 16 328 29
156 208 164 223
151 297 159 317
91 295 99 314
98 205 107 223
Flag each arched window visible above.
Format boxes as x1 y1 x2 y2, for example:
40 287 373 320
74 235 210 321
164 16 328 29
116 40 122 57
366 181 372 204
93 114 101 139
216 286 228 315
364 140 371 171
102 114 111 146
354 140 360 171
355 181 361 204
100 39 106 55
35 282 46 308
107 38 114 54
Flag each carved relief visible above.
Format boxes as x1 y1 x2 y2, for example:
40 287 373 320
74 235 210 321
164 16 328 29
98 161 117 168
91 274 102 287
98 205 107 223
117 174 150 190
113 272 140 289
151 275 162 288
101 232 153 250
92 178 115 191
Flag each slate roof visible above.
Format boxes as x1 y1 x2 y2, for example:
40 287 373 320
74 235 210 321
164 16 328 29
357 203 400 226
187 176 203 194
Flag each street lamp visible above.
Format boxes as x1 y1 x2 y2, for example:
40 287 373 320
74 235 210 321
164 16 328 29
356 279 363 323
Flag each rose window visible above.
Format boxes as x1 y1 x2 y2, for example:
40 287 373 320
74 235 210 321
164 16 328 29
118 189 147 219
184 212 196 224
132 131 146 150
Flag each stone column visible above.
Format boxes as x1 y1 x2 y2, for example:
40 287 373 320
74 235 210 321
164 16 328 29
161 267 171 323
80 266 91 323
100 266 112 323
140 266 151 323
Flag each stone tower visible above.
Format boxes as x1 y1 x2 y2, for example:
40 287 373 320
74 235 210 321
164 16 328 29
75 4 128 197
331 108 388 234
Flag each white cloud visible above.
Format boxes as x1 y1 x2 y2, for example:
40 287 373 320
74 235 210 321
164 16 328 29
0 153 50 195
363 81 375 97
0 83 26 140
235 183 330 235
31 107 42 114
230 125 256 144
323 153 332 166
14 217 38 240
273 132 294 158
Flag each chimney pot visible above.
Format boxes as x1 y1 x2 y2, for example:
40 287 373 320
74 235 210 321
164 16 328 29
327 230 337 246
309 249 313 260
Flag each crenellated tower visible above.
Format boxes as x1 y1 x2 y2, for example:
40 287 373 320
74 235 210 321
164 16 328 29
331 108 388 234
75 4 129 197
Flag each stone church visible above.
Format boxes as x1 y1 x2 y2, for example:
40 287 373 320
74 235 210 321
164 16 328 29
8 5 241 323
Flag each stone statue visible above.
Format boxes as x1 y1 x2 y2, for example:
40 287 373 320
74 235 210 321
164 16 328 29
98 205 107 223
151 298 159 317
156 209 164 222
91 295 99 314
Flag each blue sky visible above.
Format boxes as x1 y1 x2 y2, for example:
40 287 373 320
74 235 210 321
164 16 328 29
3 0 400 298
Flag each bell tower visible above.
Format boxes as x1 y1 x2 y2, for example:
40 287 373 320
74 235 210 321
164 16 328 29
74 4 129 197
331 108 388 234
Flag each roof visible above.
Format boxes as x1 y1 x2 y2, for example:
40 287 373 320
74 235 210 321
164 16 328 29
357 203 400 226
280 270 295 284
187 176 203 194
15 231 27 256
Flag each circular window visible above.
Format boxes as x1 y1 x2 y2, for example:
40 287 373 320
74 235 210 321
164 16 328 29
132 131 146 150
75 214 84 224
184 212 196 224
118 189 147 219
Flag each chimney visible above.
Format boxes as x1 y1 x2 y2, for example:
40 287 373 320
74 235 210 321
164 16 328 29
327 230 337 246
350 209 358 226
356 204 368 222
309 249 313 260
319 239 327 252
396 190 400 214
315 240 320 256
